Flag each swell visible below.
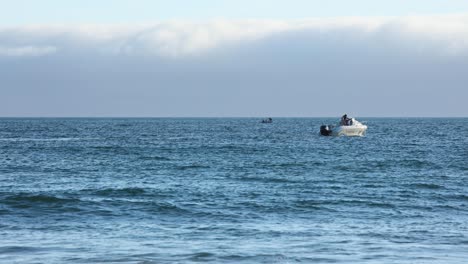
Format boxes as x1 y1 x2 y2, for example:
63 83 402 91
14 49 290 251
176 164 210 170
138 156 171 161
0 246 52 254
0 193 85 214
0 189 199 218
2 193 81 206
0 137 87 142
407 183 445 190
296 199 397 209
91 187 147 197
235 175 299 183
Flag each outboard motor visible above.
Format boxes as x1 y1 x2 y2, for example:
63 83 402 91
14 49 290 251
320 125 332 136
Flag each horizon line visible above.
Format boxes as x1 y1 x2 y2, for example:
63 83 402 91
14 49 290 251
0 116 466 119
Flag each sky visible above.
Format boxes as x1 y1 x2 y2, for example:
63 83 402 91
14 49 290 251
1 1 468 117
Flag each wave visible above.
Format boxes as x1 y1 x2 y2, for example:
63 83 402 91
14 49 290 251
0 137 90 142
2 194 80 205
294 200 336 211
138 156 171 161
1 194 83 213
1 191 189 217
176 164 210 170
219 253 299 263
255 162 309 168
92 187 147 197
408 183 444 189
209 145 265 153
141 201 192 215
236 175 297 184
361 184 386 188
0 246 47 254
115 123 133 127
446 194 468 201
359 160 441 171
399 159 441 169
294 198 397 210
300 199 396 209
186 252 216 261
91 146 133 155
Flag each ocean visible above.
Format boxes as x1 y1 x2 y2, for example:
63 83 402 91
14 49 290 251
0 118 467 263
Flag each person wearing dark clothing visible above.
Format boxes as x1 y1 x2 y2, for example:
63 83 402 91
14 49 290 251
341 114 348 126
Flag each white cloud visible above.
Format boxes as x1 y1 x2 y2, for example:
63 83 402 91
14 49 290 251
0 45 57 57
1 15 468 57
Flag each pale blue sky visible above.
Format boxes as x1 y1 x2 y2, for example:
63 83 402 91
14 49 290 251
2 0 468 24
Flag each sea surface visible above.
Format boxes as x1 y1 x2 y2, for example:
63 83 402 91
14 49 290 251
0 118 467 264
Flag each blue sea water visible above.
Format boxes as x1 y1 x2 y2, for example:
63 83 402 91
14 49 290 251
0 118 467 263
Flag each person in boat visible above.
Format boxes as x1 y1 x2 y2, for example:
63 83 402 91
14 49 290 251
341 114 349 126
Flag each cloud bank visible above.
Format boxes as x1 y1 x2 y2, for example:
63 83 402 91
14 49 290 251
1 15 468 57
1 15 467 117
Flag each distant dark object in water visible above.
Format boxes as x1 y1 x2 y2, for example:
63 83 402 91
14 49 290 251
320 125 332 136
261 118 273 123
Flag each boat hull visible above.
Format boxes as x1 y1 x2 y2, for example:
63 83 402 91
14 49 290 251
320 118 368 137
332 125 367 136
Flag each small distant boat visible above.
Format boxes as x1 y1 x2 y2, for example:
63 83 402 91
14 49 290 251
261 118 273 123
320 117 367 136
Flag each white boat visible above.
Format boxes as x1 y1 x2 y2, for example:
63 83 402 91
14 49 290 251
320 118 367 136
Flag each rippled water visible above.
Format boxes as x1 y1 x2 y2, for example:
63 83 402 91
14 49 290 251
0 118 467 263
